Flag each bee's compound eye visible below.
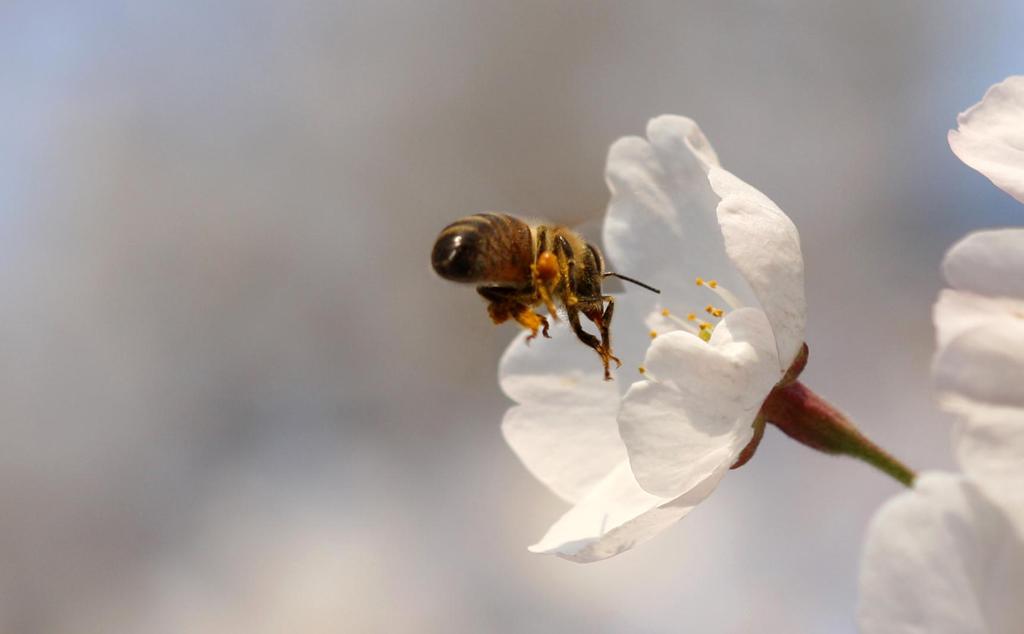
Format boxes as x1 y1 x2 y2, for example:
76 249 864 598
432 230 481 282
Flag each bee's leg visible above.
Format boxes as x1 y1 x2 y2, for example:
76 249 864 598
532 266 558 320
565 302 611 377
531 226 559 319
554 235 582 308
554 236 612 379
478 286 550 342
584 297 622 378
515 307 550 343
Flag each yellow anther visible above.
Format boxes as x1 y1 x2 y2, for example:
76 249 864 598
649 330 658 339
699 329 712 342
705 304 714 313
699 321 712 330
712 308 724 318
696 276 743 310
638 366 646 374
661 308 670 317
686 312 697 321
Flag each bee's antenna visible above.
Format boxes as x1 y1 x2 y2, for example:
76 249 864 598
603 272 661 294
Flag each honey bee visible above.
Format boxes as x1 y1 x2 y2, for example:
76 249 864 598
431 213 659 380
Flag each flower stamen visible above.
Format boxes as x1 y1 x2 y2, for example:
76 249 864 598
698 321 713 342
657 307 702 336
696 277 743 310
637 365 663 384
704 304 724 318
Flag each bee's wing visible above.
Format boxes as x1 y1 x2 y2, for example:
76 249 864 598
523 205 602 230
571 216 604 246
517 210 606 250
568 216 629 294
520 209 630 293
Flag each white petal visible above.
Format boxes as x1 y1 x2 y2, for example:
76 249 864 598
711 168 806 370
858 472 1024 634
618 308 780 498
942 228 1024 299
499 323 627 503
603 115 805 372
933 319 1024 410
502 404 626 505
943 394 1024 531
646 114 721 170
948 76 1024 204
602 116 754 316
529 460 728 563
499 321 621 408
934 288 1024 350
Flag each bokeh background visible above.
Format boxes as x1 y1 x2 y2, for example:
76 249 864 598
3 1 1022 632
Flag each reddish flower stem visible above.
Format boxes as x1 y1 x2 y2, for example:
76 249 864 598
760 381 916 487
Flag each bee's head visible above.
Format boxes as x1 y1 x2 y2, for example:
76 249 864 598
432 228 484 283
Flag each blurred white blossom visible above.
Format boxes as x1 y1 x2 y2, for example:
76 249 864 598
934 229 1024 525
859 77 1024 633
948 75 1024 204
858 472 1024 634
501 116 804 562
938 73 1024 532
859 231 1024 633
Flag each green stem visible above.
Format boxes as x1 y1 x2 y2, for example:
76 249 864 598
760 381 916 487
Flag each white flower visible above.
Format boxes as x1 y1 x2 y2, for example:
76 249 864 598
859 77 1024 632
858 472 1024 634
948 75 1024 204
938 74 1024 530
500 115 805 562
934 228 1024 526
859 236 1024 631
858 236 1024 632
859 243 1024 628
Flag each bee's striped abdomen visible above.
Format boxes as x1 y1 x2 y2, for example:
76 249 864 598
431 213 534 285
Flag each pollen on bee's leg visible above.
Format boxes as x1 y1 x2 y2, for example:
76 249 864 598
531 256 561 320
513 308 549 343
536 252 559 282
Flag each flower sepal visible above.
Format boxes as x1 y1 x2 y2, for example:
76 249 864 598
729 343 808 470
758 358 916 487
729 414 766 470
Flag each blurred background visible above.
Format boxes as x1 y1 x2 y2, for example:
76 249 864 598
2 1 1022 631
